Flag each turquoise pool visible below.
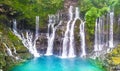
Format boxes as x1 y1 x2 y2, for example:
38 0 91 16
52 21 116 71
11 56 105 71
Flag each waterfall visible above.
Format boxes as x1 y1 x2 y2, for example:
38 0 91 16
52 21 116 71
68 7 80 58
12 17 40 57
93 18 103 57
46 15 56 55
46 15 62 56
3 43 13 57
25 31 40 57
35 16 39 39
13 46 17 54
3 43 20 60
109 11 114 48
33 16 40 56
61 6 73 58
94 19 99 51
13 20 22 40
80 21 86 57
94 18 104 52
13 19 17 33
98 18 103 51
11 6 117 58
61 6 86 58
105 13 109 47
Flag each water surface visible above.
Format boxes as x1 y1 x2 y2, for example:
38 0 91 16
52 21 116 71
11 56 105 71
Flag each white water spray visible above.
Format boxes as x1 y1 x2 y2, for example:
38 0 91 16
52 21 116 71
109 11 114 48
94 19 99 51
98 18 103 51
12 17 40 57
80 21 86 57
68 7 80 58
13 20 22 40
3 43 19 60
35 16 39 39
3 43 13 57
61 6 73 58
46 15 56 55
46 15 62 56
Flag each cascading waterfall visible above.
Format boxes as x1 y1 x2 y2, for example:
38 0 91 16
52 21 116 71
100 16 105 49
3 43 19 60
68 7 77 58
46 15 62 56
94 18 104 52
24 31 40 57
12 16 40 57
62 6 86 58
109 11 114 48
11 6 117 59
22 16 40 57
80 21 86 57
98 18 103 51
94 19 99 52
61 6 73 58
89 11 116 57
61 6 86 58
46 15 56 55
68 7 87 58
13 19 17 33
105 13 109 47
35 16 39 39
3 43 13 57
93 12 115 57
93 18 106 57
33 16 40 56
13 20 22 40
68 7 83 58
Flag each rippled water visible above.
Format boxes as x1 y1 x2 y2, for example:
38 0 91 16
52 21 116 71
11 56 105 71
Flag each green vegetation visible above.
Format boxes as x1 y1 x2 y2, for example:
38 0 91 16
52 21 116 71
0 0 62 69
0 0 63 27
106 45 120 65
78 0 120 46
0 0 120 70
0 23 32 71
0 0 63 70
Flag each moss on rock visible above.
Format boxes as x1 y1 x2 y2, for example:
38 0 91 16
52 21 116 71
0 23 32 71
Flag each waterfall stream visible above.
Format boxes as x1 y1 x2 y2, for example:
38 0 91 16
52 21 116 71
13 16 40 57
109 11 114 48
3 43 19 60
80 21 86 57
94 19 99 52
46 15 56 55
46 15 62 56
94 18 104 57
61 6 73 58
3 43 13 57
61 6 86 58
11 6 117 59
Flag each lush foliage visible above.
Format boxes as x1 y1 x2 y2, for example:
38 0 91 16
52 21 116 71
78 0 120 41
0 23 33 71
0 0 63 27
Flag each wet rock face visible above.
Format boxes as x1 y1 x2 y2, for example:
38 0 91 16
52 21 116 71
35 20 92 56
36 33 48 54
